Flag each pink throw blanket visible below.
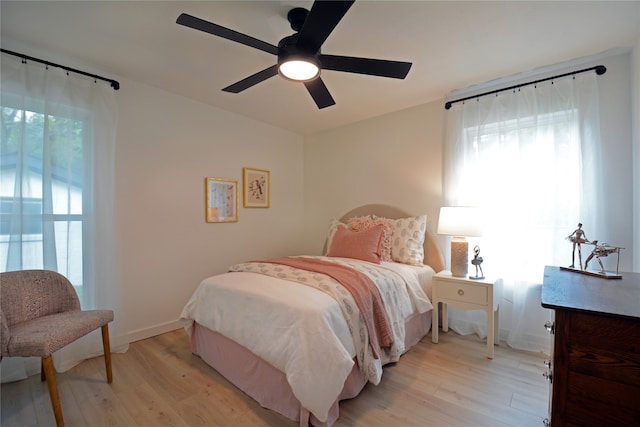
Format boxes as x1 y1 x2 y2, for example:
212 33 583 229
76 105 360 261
259 257 394 358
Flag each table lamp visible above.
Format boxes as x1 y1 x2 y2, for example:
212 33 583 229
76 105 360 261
437 206 483 277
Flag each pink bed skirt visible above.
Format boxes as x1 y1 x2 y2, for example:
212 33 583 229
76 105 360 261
191 311 431 427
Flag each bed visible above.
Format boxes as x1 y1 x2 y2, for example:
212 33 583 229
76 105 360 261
180 204 445 426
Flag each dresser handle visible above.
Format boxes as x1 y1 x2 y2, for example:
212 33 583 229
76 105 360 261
457 289 464 296
543 418 550 427
544 359 551 368
542 370 552 383
544 320 555 334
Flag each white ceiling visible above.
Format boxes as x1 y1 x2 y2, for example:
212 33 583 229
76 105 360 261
2 1 639 135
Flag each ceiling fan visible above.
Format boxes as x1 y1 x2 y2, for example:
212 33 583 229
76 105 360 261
176 0 412 109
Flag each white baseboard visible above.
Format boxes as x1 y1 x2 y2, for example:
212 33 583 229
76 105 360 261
126 320 184 343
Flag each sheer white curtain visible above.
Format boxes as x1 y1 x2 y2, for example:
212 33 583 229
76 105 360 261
1 53 127 382
443 71 606 352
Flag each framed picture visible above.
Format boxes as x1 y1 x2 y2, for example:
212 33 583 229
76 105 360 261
205 177 238 222
243 167 270 208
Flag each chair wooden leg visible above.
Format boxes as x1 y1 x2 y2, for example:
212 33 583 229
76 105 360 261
41 358 46 382
42 355 64 427
101 324 113 383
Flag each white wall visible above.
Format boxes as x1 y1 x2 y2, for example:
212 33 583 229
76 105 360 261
596 51 634 271
115 78 305 342
303 101 446 256
633 38 640 272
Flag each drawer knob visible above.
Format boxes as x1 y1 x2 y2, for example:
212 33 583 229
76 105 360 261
542 370 553 383
457 289 464 296
544 320 555 334
544 359 551 368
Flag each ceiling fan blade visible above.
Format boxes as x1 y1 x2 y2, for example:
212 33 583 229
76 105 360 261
320 55 412 79
177 13 279 55
222 65 279 93
296 1 355 53
304 78 336 109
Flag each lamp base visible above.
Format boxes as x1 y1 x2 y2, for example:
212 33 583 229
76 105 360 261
469 275 485 280
451 239 468 277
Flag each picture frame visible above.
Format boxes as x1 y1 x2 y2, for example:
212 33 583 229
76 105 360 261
205 177 238 222
243 167 270 208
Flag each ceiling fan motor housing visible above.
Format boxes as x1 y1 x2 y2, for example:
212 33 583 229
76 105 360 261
287 7 309 32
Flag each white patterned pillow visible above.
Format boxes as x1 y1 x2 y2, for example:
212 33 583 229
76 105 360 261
390 215 427 265
323 218 344 255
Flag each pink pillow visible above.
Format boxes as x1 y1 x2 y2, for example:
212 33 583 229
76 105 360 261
327 224 384 264
347 216 394 262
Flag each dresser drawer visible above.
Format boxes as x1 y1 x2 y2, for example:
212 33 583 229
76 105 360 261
436 280 488 305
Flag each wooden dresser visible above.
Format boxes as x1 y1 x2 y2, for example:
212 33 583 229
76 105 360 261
541 266 640 426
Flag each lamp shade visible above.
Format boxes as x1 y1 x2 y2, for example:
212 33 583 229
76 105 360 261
437 206 483 237
438 206 483 277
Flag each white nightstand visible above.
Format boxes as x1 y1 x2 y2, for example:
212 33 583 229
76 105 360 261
431 271 501 358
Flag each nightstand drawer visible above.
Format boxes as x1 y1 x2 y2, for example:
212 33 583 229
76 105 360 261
437 281 488 305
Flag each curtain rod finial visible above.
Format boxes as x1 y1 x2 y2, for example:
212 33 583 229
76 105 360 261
595 65 606 75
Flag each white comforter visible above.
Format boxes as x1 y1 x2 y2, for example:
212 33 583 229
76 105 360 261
180 257 434 422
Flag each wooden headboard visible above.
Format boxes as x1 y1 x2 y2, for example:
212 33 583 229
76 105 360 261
337 204 445 272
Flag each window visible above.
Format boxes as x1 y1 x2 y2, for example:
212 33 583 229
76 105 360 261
1 54 123 376
443 72 604 351
1 107 87 298
456 108 582 280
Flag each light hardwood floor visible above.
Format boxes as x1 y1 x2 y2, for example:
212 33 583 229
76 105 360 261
1 328 550 427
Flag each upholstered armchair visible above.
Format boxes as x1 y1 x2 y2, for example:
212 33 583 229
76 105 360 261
0 270 114 427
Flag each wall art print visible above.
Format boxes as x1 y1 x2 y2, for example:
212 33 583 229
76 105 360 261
206 177 238 222
243 167 270 208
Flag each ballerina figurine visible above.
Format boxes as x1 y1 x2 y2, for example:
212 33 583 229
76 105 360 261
470 245 484 280
566 223 589 269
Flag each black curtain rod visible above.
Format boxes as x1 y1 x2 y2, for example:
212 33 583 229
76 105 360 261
1 48 120 90
444 64 606 110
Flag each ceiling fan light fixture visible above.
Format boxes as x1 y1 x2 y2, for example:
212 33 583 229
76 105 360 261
178 1 412 109
278 57 320 82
